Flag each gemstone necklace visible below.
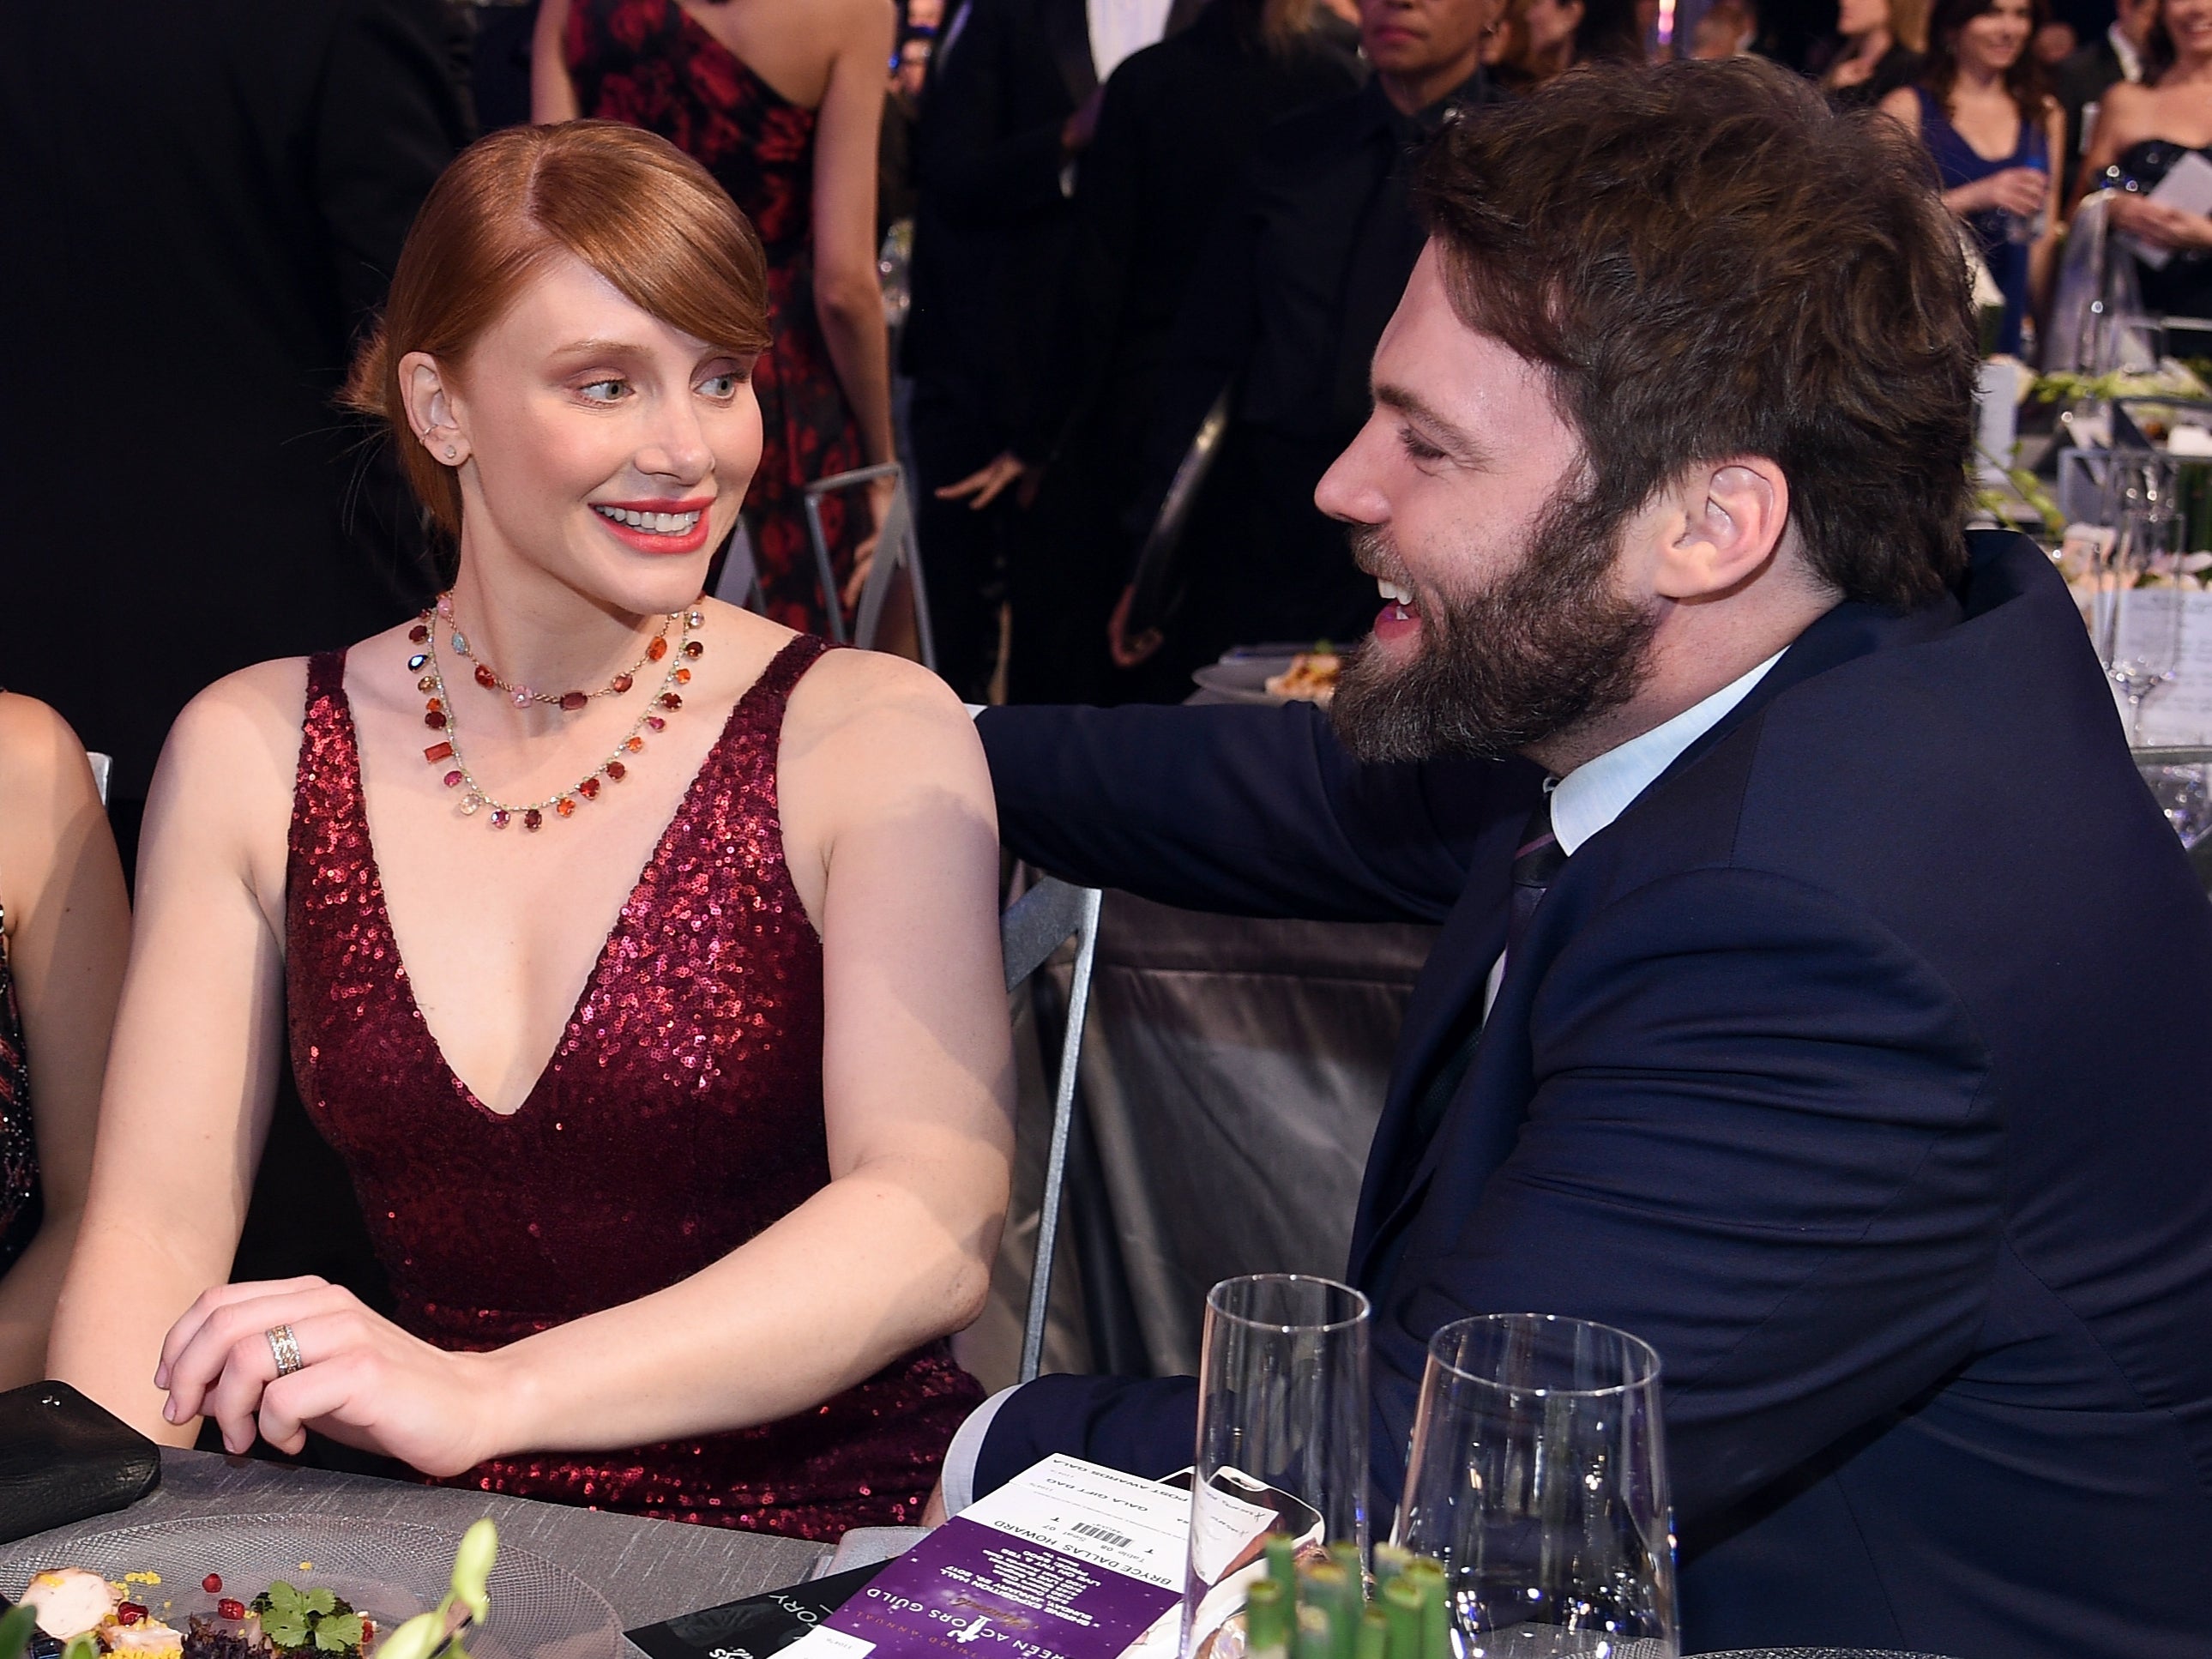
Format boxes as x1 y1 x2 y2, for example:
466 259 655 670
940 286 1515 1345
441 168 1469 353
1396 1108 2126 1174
408 596 707 831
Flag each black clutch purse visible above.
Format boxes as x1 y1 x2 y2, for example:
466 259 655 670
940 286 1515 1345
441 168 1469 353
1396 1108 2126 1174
0 1382 159 1545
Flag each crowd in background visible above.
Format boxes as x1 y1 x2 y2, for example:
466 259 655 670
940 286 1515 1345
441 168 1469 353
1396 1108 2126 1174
2 0 2211 1385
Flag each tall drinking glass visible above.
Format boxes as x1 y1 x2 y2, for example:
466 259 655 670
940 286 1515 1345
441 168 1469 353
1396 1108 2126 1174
1182 1274 1371 1659
1393 1315 1676 1659
2093 455 2185 742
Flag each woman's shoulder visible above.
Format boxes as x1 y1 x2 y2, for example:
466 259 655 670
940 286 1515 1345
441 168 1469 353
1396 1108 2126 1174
776 633 988 801
0 694 101 830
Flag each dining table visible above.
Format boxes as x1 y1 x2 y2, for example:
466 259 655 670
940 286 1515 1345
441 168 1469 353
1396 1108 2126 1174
0 1449 831 1656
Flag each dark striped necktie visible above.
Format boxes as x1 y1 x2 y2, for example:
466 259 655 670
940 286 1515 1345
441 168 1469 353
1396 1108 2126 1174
1407 790 1566 1146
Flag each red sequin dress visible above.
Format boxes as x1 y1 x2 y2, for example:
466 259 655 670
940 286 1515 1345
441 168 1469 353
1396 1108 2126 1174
285 638 982 1538
0 897 41 1273
564 0 868 633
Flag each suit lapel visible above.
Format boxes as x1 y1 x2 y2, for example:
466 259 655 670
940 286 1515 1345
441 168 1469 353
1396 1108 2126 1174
1348 787 1527 1279
1046 0 1099 106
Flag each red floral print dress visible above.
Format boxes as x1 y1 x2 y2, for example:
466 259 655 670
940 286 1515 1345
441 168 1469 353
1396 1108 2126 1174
566 0 867 633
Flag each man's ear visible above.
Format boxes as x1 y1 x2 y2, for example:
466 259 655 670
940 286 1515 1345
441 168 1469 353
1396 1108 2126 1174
1652 457 1790 601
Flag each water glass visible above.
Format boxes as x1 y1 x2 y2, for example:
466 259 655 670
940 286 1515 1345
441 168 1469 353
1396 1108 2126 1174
1393 1315 1676 1659
1183 1274 1371 1659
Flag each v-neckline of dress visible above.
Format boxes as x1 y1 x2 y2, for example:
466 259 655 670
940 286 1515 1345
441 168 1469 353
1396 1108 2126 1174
324 634 814 1121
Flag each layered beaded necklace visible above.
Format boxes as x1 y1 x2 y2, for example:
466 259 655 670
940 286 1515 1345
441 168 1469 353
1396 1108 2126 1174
407 592 707 832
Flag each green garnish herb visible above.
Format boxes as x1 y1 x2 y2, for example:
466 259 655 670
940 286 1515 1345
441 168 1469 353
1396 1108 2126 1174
250 1584 364 1654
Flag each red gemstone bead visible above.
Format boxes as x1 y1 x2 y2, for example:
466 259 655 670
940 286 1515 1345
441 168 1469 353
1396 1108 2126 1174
443 769 464 787
682 639 704 659
490 808 511 829
673 667 691 685
474 664 497 690
612 673 634 694
647 636 669 661
624 734 645 752
408 624 429 643
424 741 454 763
523 808 544 832
425 710 447 730
425 696 443 712
578 775 601 799
605 760 627 781
555 796 576 817
558 691 588 712
646 715 666 731
659 691 682 710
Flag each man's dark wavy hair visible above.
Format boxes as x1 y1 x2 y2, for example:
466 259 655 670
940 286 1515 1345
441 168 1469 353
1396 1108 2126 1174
1413 57 1977 611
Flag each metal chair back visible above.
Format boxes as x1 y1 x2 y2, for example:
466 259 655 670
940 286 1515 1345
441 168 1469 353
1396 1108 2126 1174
803 462 937 668
999 873 1105 1382
1122 384 1233 648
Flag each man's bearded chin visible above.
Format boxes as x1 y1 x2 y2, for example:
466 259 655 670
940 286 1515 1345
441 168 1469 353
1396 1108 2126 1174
1329 502 1662 765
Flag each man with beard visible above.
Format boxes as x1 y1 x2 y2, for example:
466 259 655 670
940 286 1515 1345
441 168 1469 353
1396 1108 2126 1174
938 57 2212 1659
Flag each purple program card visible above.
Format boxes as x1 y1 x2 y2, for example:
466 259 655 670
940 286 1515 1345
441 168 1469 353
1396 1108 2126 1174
787 1457 1187 1659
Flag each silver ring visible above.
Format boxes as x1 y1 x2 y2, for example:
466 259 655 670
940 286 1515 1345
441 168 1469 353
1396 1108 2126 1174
266 1324 304 1378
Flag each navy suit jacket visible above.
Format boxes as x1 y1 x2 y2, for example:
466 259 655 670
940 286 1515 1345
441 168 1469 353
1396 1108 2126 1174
972 532 2212 1658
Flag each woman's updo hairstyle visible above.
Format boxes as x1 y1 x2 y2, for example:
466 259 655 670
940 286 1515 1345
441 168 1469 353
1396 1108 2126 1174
343 120 772 537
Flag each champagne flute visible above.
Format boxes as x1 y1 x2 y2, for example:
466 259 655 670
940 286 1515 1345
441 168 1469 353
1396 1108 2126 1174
2094 486 2185 744
1393 1315 1676 1659
1182 1274 1370 1659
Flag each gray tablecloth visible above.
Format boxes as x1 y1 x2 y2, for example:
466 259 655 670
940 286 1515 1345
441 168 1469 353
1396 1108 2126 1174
0 1449 829 1650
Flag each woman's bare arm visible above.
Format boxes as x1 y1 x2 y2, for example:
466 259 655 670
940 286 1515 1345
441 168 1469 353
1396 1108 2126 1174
47 667 303 1437
810 0 900 468
532 0 582 123
155 652 1015 1472
0 697 129 1387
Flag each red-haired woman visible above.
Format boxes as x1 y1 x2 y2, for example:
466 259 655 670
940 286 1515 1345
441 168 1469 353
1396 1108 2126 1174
1881 0 2064 354
533 0 896 635
2077 0 2212 322
50 122 1013 1540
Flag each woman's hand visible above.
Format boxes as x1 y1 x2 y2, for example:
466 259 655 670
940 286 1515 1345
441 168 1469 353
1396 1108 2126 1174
841 472 902 609
1947 167 2048 218
154 1277 503 1478
2109 190 2212 250
936 452 1039 512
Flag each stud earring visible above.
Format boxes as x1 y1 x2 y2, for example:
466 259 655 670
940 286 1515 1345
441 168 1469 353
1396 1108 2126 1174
444 445 457 461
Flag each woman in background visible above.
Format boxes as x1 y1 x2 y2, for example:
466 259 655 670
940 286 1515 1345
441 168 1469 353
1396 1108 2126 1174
1882 0 2063 354
534 0 896 634
51 123 1011 1539
1822 0 1928 105
2078 0 2212 322
0 693 128 1385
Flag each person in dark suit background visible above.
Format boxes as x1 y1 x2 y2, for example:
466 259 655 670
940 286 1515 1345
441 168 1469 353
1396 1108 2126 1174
1106 0 1504 702
2052 0 2156 190
0 0 471 863
937 60 2212 1658
0 0 471 1419
903 0 1198 700
937 0 1362 704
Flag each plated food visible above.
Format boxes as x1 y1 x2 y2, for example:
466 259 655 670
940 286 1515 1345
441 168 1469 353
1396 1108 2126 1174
16 1568 372 1659
1263 650 1341 705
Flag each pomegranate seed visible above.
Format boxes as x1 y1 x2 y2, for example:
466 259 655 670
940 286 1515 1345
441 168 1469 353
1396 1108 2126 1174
216 1601 246 1621
361 1623 375 1641
118 1605 147 1626
202 1576 223 1595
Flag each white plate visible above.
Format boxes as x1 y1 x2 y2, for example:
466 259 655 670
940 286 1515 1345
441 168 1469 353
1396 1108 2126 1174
1189 656 1298 704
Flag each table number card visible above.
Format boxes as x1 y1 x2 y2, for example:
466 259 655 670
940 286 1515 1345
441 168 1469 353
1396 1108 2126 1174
781 1457 1187 1659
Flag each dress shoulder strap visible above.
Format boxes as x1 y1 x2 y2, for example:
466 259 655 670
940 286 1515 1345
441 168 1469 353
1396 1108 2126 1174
290 649 361 872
